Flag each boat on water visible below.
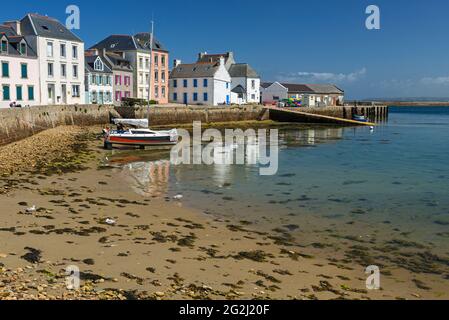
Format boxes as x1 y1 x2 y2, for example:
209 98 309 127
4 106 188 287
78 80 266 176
352 115 368 122
103 119 178 150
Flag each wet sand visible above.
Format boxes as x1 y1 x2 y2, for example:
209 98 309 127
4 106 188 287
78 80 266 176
0 126 448 300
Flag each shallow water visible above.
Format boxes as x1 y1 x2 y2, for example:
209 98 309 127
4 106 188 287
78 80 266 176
111 107 449 255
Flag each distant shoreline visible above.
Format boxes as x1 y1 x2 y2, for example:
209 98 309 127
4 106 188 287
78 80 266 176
374 102 449 107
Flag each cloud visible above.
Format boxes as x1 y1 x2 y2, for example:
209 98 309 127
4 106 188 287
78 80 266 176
276 68 367 83
420 76 449 86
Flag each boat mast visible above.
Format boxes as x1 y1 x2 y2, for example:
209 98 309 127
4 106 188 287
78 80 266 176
148 19 154 107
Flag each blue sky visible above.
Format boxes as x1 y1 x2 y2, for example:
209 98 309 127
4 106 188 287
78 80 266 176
3 0 449 99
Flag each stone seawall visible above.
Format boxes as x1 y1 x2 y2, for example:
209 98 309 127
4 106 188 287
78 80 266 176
0 105 114 146
0 105 268 146
114 105 269 126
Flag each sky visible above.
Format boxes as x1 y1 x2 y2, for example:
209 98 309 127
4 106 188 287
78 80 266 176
2 0 449 99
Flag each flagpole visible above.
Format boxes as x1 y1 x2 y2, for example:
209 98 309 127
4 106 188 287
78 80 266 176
148 19 154 107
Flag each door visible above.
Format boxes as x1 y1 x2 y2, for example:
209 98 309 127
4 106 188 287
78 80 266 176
183 93 188 104
61 84 67 104
48 84 55 104
226 95 230 105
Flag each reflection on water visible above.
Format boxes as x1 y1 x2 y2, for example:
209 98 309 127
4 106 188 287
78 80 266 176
121 160 170 197
106 108 449 253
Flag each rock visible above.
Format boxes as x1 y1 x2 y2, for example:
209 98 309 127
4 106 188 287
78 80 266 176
155 291 165 297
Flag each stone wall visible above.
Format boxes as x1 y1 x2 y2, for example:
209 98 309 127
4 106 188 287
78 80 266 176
0 105 114 146
0 104 268 146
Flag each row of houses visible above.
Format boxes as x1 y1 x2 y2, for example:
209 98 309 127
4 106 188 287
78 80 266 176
1 13 344 109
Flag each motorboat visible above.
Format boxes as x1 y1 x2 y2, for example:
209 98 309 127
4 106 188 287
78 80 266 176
103 119 178 150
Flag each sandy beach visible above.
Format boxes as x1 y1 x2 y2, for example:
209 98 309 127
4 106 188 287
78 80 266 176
0 125 448 300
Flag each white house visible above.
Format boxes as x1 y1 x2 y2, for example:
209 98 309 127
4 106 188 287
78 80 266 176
0 21 40 108
197 52 261 105
228 64 260 104
20 13 85 105
84 54 113 105
169 57 231 106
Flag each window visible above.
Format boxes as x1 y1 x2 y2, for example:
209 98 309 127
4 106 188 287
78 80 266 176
91 91 97 103
72 45 78 59
60 44 66 57
28 86 34 101
161 72 166 83
72 85 80 97
48 63 54 77
115 91 122 101
203 79 208 87
73 65 78 78
16 86 22 101
47 42 53 57
183 79 187 88
94 59 103 71
162 86 166 97
173 93 177 101
155 86 159 98
0 39 7 53
124 76 130 86
91 74 96 85
193 79 198 87
145 73 149 85
193 92 198 101
97 75 102 85
125 91 130 98
139 58 143 69
61 64 66 77
145 58 150 69
154 55 159 66
251 80 256 89
154 71 159 82
19 42 27 55
1 62 9 78
115 75 121 86
273 96 280 101
226 82 229 89
251 94 256 100
161 56 166 66
203 92 208 101
21 63 28 79
173 79 177 88
2 85 10 100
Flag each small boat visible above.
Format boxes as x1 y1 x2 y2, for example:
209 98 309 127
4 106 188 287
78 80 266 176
103 119 178 150
353 115 368 122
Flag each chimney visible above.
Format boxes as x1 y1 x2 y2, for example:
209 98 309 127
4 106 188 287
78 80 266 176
174 59 181 67
198 52 207 60
102 48 106 56
219 56 225 66
4 21 21 35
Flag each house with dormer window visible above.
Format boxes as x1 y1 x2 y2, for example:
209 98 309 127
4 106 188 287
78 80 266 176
0 21 40 108
19 13 85 105
84 53 113 105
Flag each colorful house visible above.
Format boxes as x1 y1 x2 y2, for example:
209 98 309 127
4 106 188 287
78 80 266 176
0 21 39 108
84 53 113 105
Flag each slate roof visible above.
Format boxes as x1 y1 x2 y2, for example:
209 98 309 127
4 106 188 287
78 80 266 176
198 52 234 64
90 34 168 53
260 82 273 89
228 63 259 78
103 52 133 72
231 85 246 94
0 24 37 57
305 84 344 94
84 55 113 74
20 13 83 42
281 83 314 93
170 62 219 79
